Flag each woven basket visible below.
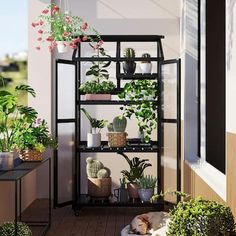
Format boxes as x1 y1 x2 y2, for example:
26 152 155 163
19 149 43 162
107 132 127 147
88 177 111 198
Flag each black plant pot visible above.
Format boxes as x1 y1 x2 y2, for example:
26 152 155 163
123 61 136 75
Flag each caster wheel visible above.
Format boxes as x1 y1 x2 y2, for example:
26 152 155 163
74 210 80 216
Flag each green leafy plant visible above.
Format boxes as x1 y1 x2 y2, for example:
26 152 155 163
0 222 32 236
0 85 37 152
79 80 115 94
137 175 157 189
118 80 158 143
81 108 108 133
167 197 236 236
118 152 152 182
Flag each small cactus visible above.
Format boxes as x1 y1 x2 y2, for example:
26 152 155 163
107 123 114 132
113 116 127 132
124 48 135 58
97 167 111 178
86 157 104 178
142 53 151 63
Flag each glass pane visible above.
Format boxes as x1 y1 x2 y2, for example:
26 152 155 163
161 62 177 119
57 123 75 203
57 63 75 119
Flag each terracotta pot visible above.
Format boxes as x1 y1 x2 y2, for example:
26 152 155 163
127 182 139 199
88 177 111 198
85 94 111 100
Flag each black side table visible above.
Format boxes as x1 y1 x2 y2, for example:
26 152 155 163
0 157 51 236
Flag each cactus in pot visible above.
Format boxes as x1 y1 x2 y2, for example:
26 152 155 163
123 47 136 75
140 53 152 74
112 116 127 132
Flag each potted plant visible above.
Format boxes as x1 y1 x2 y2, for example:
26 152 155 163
140 53 152 74
32 3 102 53
118 79 157 143
80 47 116 100
81 108 107 147
0 85 37 170
0 222 32 236
114 177 128 203
16 118 57 162
168 197 236 235
118 152 152 200
123 48 136 75
86 157 111 198
137 175 157 202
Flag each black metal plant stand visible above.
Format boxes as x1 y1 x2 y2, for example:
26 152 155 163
54 35 181 214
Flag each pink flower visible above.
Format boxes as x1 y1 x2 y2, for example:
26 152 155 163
52 5 60 14
46 36 54 42
82 35 88 41
48 45 54 53
63 32 71 37
32 22 37 28
39 20 44 26
37 37 42 41
73 37 81 44
52 41 58 47
38 29 43 34
65 16 71 23
98 40 104 46
69 42 77 49
36 46 41 50
81 22 88 31
42 9 49 14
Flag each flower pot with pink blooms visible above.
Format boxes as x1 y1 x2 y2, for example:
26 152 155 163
32 3 102 53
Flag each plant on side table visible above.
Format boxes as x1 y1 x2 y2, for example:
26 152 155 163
0 222 32 236
168 197 236 236
118 152 152 200
118 79 158 143
140 53 152 74
137 175 157 202
81 108 107 147
123 48 136 75
80 47 116 100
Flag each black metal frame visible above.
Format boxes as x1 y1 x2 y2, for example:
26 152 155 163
54 35 181 211
0 158 51 236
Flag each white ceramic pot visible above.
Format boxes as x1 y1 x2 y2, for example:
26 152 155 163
87 133 101 148
140 62 152 74
57 41 68 53
0 152 14 170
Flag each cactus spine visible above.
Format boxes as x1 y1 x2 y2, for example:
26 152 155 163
112 116 127 132
124 48 135 58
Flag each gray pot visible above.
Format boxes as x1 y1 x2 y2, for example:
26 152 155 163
138 188 154 202
114 187 128 202
0 152 14 170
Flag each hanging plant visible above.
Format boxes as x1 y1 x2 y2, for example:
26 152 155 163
32 3 102 52
118 80 158 143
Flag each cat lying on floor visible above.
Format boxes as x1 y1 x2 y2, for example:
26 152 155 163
121 211 170 236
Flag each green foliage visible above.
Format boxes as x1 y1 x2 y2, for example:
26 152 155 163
124 48 136 58
167 197 236 236
118 152 152 182
81 108 108 133
0 222 32 236
79 80 115 94
137 175 157 189
118 80 158 143
119 177 126 188
112 116 127 132
141 53 151 63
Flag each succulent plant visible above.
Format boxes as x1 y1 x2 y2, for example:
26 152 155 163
141 53 151 63
107 123 114 132
0 222 32 236
124 48 135 58
137 175 157 189
97 167 111 178
86 157 104 178
112 116 127 132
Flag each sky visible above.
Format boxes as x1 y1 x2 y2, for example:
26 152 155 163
0 0 28 58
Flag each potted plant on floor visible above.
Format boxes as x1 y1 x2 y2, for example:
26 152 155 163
137 175 157 202
168 197 236 235
32 3 102 53
0 85 37 170
118 152 152 200
80 47 116 100
0 222 32 236
86 157 112 199
123 48 136 75
81 108 107 147
140 53 152 74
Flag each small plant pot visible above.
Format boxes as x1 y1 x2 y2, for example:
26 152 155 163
138 188 154 202
127 182 139 199
140 62 152 74
114 187 128 202
0 152 14 170
87 133 101 148
56 41 68 53
85 94 111 100
123 62 136 75
88 177 112 198
19 149 43 162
